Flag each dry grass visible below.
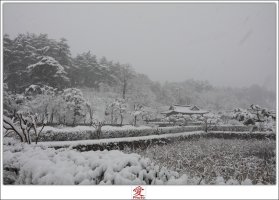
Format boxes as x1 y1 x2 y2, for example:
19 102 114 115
124 138 276 184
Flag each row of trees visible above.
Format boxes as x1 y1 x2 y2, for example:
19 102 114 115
4 83 155 127
3 33 135 98
4 33 276 111
4 85 86 125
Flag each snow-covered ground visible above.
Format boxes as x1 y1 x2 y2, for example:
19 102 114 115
3 142 192 185
3 125 275 185
3 138 257 185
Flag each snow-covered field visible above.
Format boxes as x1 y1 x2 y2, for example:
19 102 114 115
3 137 265 185
3 141 194 185
124 138 276 185
3 124 276 185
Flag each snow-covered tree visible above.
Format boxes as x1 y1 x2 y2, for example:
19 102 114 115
105 98 127 125
130 104 145 126
129 74 156 107
27 56 70 89
3 86 26 118
120 64 135 99
141 107 157 123
24 84 56 96
105 100 119 124
71 51 118 88
117 99 128 126
23 85 57 124
3 33 73 93
202 113 222 132
60 88 88 126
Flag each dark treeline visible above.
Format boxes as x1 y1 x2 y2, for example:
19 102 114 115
3 33 276 110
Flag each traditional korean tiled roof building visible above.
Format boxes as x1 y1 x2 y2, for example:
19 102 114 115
161 105 208 116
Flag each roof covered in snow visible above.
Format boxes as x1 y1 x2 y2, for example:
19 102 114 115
161 105 208 115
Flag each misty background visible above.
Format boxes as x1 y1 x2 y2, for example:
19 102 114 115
3 2 277 110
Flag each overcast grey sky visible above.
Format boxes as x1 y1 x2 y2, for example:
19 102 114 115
3 3 277 91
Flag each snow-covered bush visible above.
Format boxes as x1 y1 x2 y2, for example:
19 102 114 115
3 145 189 185
232 105 276 132
59 88 88 125
232 108 255 123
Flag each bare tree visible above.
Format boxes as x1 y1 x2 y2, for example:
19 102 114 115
91 120 105 139
120 64 134 99
3 113 45 144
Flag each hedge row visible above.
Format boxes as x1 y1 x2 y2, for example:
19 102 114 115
33 125 264 142
206 131 275 140
42 131 276 152
36 125 203 142
209 125 251 132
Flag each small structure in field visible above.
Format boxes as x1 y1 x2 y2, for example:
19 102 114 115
161 105 209 117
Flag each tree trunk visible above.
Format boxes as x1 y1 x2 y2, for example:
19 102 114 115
134 116 137 126
97 124 102 139
72 116 76 126
205 119 208 132
111 109 114 124
50 110 54 124
87 104 93 125
122 79 127 99
120 115 123 126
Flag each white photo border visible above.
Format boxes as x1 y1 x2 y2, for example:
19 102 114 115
1 1 278 199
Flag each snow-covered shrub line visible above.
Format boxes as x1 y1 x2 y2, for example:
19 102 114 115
38 130 276 152
34 125 203 142
34 125 254 142
207 131 275 140
209 125 250 132
39 131 205 151
3 145 192 185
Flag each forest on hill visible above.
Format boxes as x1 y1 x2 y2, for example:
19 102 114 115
3 33 276 112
